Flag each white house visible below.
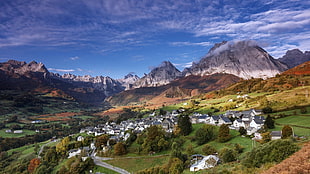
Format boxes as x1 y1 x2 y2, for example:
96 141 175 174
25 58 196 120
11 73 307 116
77 136 84 142
233 119 245 128
190 155 219 171
250 119 264 130
218 116 232 125
13 130 23 134
68 149 81 158
271 131 282 140
210 116 220 125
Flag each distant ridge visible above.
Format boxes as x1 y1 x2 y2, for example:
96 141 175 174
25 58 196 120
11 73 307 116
278 49 310 69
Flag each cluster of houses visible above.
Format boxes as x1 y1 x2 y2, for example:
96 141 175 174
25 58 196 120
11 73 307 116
80 110 180 141
191 109 265 135
80 109 266 143
78 108 266 172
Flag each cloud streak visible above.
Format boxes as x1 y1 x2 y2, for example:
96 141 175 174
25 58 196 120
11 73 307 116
48 68 75 73
0 0 309 58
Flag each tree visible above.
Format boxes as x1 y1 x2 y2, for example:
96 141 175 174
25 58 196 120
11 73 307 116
219 148 237 163
195 124 217 145
264 115 275 129
218 124 231 143
202 144 217 155
56 137 70 156
114 142 126 156
177 114 192 136
282 125 293 139
95 134 109 149
28 158 40 173
142 125 166 153
300 107 307 114
238 127 247 136
261 132 271 144
262 106 273 114
168 158 184 174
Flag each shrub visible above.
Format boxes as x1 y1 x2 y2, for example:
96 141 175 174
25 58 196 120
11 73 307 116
242 139 299 168
219 148 237 163
202 144 217 155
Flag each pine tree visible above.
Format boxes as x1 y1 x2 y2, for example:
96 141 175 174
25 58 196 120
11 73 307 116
177 114 192 136
264 115 275 129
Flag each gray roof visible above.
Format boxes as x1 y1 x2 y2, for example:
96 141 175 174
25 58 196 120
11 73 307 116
271 131 282 137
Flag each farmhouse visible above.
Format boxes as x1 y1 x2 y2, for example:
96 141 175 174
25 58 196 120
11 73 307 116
190 154 219 171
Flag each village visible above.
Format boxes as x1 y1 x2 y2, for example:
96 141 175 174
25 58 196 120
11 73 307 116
76 108 273 172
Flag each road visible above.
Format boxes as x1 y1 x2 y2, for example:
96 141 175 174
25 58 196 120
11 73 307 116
37 139 59 158
92 156 131 174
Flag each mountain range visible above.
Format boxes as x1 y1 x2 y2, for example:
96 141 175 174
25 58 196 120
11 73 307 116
1 40 309 106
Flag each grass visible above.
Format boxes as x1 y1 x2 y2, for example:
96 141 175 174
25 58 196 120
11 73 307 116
106 155 169 173
276 115 310 128
92 165 119 174
0 129 37 138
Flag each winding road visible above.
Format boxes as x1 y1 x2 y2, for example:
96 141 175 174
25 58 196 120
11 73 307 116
92 156 131 174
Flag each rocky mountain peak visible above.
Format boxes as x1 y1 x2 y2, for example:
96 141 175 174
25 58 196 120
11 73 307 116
278 49 310 69
1 60 49 77
184 40 288 79
133 61 182 88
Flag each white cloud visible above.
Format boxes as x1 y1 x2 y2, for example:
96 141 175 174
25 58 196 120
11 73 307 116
48 68 75 73
70 56 80 61
171 41 212 47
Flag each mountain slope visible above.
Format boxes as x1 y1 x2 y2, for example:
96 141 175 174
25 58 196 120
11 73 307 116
184 40 288 79
0 60 111 105
107 73 241 106
282 61 310 75
133 61 182 88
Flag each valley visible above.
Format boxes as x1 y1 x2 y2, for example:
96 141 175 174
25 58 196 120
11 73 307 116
0 41 310 174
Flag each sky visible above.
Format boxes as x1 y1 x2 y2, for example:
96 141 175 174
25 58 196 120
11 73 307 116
0 0 309 79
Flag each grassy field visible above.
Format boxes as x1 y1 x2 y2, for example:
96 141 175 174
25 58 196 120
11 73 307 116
92 165 119 174
106 155 169 173
276 115 310 128
0 129 36 138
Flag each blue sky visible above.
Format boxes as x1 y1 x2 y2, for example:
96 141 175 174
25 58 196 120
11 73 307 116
0 0 309 79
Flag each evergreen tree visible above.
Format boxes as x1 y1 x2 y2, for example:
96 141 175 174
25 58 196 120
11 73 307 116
282 125 293 139
177 114 192 136
238 127 247 136
264 115 275 129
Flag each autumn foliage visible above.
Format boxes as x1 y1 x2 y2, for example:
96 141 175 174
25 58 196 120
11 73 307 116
261 141 310 174
28 158 40 173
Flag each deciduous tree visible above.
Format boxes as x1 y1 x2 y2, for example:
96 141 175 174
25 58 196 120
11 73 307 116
218 124 231 143
282 125 293 139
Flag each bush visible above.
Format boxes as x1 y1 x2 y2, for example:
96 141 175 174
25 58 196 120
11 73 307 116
242 139 299 168
219 148 237 163
202 144 217 155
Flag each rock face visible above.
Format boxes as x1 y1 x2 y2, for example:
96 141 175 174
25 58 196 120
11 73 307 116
51 73 125 97
117 73 140 90
133 61 182 88
184 41 288 79
278 49 310 69
0 60 49 78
